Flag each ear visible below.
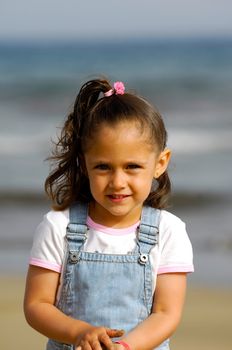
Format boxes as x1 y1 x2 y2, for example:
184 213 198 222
154 148 171 179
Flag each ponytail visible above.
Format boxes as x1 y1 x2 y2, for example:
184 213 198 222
73 79 111 131
45 79 111 209
145 171 171 209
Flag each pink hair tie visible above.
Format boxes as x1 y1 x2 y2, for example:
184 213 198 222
114 340 131 350
104 81 125 97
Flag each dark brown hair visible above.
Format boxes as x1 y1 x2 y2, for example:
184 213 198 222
45 78 171 210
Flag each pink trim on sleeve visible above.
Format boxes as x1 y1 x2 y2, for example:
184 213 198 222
158 265 194 274
29 258 61 273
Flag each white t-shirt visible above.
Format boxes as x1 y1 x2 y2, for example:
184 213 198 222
29 209 194 293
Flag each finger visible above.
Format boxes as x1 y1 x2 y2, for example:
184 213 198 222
91 339 104 350
80 340 92 350
76 347 82 350
106 329 125 338
99 333 114 350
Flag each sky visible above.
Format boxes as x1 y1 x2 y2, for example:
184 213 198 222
1 0 232 41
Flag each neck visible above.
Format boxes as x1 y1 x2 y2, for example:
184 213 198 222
88 201 142 228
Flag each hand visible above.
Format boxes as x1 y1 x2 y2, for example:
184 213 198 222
98 343 124 350
75 327 124 350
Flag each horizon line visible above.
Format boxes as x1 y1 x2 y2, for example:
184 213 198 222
0 35 232 46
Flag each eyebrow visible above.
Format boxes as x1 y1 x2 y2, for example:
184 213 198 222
91 159 149 166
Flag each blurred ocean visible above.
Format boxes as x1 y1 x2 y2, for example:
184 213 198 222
0 39 232 286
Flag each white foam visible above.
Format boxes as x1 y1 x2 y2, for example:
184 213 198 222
168 128 232 154
1 128 232 157
0 133 52 156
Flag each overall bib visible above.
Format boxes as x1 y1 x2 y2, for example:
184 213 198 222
47 203 170 350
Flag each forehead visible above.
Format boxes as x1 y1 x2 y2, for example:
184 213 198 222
84 121 156 157
86 120 153 146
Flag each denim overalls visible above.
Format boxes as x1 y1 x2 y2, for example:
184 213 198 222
47 202 170 350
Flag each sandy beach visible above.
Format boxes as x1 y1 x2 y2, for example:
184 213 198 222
0 275 231 350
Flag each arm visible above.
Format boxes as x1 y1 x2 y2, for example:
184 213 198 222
24 265 123 348
119 273 187 350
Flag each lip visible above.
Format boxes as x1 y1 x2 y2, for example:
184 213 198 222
107 194 130 203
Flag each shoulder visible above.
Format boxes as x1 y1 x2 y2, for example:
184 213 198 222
35 208 69 240
159 210 186 231
45 209 69 229
158 209 189 245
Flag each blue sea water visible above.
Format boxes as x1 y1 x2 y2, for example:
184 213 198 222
0 39 232 284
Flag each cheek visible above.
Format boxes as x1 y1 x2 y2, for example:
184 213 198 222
133 175 153 192
144 178 154 194
88 175 106 193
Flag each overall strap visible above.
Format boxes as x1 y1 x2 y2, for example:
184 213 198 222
66 202 88 251
138 206 160 253
137 206 160 311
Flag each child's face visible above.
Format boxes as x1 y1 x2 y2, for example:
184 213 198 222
84 121 170 227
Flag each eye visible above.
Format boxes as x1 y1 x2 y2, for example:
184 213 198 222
94 164 110 170
126 164 141 170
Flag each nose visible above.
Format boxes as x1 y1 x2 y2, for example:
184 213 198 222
109 170 126 190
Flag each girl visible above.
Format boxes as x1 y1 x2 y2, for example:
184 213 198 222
24 79 194 350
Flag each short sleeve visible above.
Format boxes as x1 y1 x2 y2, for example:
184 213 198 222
29 210 69 273
157 211 194 274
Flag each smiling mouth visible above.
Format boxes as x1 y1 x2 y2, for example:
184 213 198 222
107 194 130 201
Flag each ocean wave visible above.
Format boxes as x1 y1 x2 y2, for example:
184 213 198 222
0 133 51 155
168 129 232 154
1 128 231 156
1 75 232 102
0 79 75 100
